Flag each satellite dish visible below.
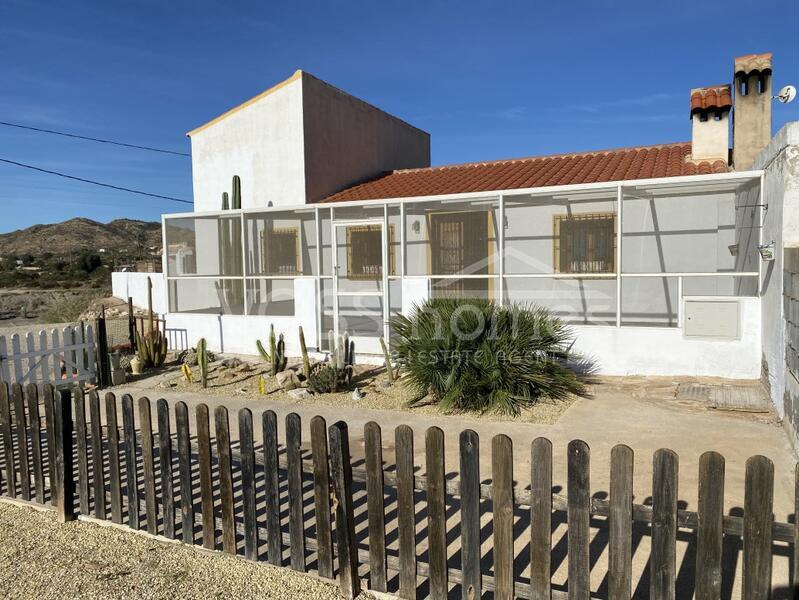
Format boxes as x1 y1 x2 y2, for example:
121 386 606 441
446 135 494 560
775 85 797 104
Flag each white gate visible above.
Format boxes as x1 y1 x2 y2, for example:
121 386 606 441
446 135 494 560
0 324 97 387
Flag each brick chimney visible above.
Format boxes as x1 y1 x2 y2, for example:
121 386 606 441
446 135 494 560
732 52 773 170
689 85 732 163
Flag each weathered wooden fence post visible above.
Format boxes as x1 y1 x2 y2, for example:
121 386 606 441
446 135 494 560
95 307 110 388
54 388 75 522
329 420 360 599
743 455 774 600
0 382 15 498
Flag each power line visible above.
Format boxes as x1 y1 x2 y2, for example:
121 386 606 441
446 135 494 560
0 120 191 157
0 157 193 204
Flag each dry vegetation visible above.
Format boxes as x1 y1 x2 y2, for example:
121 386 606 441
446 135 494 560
143 355 575 425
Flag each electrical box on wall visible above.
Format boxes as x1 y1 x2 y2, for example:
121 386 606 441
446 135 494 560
683 299 741 339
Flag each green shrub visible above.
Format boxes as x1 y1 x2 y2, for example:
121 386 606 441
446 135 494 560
390 299 589 415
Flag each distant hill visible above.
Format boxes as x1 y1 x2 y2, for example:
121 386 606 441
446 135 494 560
0 218 162 257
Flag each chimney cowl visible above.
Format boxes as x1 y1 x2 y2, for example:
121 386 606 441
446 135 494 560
734 52 773 78
689 85 732 119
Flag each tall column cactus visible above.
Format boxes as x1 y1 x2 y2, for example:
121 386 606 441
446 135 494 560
256 324 287 376
299 325 311 380
232 175 242 209
135 276 168 368
197 337 208 388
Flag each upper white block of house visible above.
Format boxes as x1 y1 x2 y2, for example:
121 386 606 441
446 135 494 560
188 70 430 210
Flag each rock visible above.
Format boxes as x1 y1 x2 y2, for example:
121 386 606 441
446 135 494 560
221 358 243 368
276 370 301 391
287 388 311 400
351 387 363 401
378 380 393 389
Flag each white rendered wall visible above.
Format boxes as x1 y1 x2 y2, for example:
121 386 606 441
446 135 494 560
571 296 761 378
189 75 306 211
163 279 318 354
756 122 799 417
112 272 168 315
188 71 430 210
301 73 430 203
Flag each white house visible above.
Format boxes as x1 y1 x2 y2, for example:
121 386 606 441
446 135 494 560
114 53 799 422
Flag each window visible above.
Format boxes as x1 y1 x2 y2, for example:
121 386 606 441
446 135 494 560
554 213 616 274
260 227 300 275
346 225 395 280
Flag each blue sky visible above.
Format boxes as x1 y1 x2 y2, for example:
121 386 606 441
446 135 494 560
1 0 798 233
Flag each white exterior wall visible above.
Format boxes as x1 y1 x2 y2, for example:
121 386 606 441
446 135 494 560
112 272 167 315
571 296 761 378
756 122 799 417
189 75 306 211
161 279 317 354
301 74 430 203
188 71 430 210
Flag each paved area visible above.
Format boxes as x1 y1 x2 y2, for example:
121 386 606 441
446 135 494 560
104 371 797 598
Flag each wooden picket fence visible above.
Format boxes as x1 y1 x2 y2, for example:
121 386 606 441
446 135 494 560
0 325 96 387
0 382 794 599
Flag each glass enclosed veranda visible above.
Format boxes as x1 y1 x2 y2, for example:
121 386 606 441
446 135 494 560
163 173 763 354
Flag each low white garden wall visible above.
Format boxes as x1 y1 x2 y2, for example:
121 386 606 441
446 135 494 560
111 272 168 315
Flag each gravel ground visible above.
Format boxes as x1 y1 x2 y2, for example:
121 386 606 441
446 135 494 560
150 356 575 425
0 501 371 600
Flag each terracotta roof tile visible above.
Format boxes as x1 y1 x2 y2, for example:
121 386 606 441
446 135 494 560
323 142 728 203
690 85 732 117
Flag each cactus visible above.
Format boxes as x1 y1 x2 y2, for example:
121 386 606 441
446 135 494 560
181 363 193 383
232 175 241 209
379 336 397 383
197 337 208 388
298 325 311 380
135 276 168 369
258 375 267 395
256 324 287 376
309 330 354 393
221 191 229 210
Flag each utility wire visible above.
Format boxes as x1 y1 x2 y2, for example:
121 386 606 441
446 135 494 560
0 157 193 204
0 120 191 157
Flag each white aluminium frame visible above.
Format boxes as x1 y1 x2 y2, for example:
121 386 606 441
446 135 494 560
162 170 764 340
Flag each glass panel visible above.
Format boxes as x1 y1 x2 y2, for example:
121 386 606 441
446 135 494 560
405 198 500 276
337 295 384 338
682 275 757 297
165 215 242 277
246 279 295 316
320 207 333 276
621 190 737 274
320 279 335 350
504 192 617 274
504 277 616 325
335 223 386 294
332 204 387 222
621 276 678 327
244 210 317 276
168 278 244 315
430 277 496 301
732 180 762 274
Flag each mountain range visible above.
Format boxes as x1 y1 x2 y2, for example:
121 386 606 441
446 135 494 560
0 218 162 257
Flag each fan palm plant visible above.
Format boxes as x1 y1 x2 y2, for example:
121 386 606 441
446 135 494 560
390 299 590 415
